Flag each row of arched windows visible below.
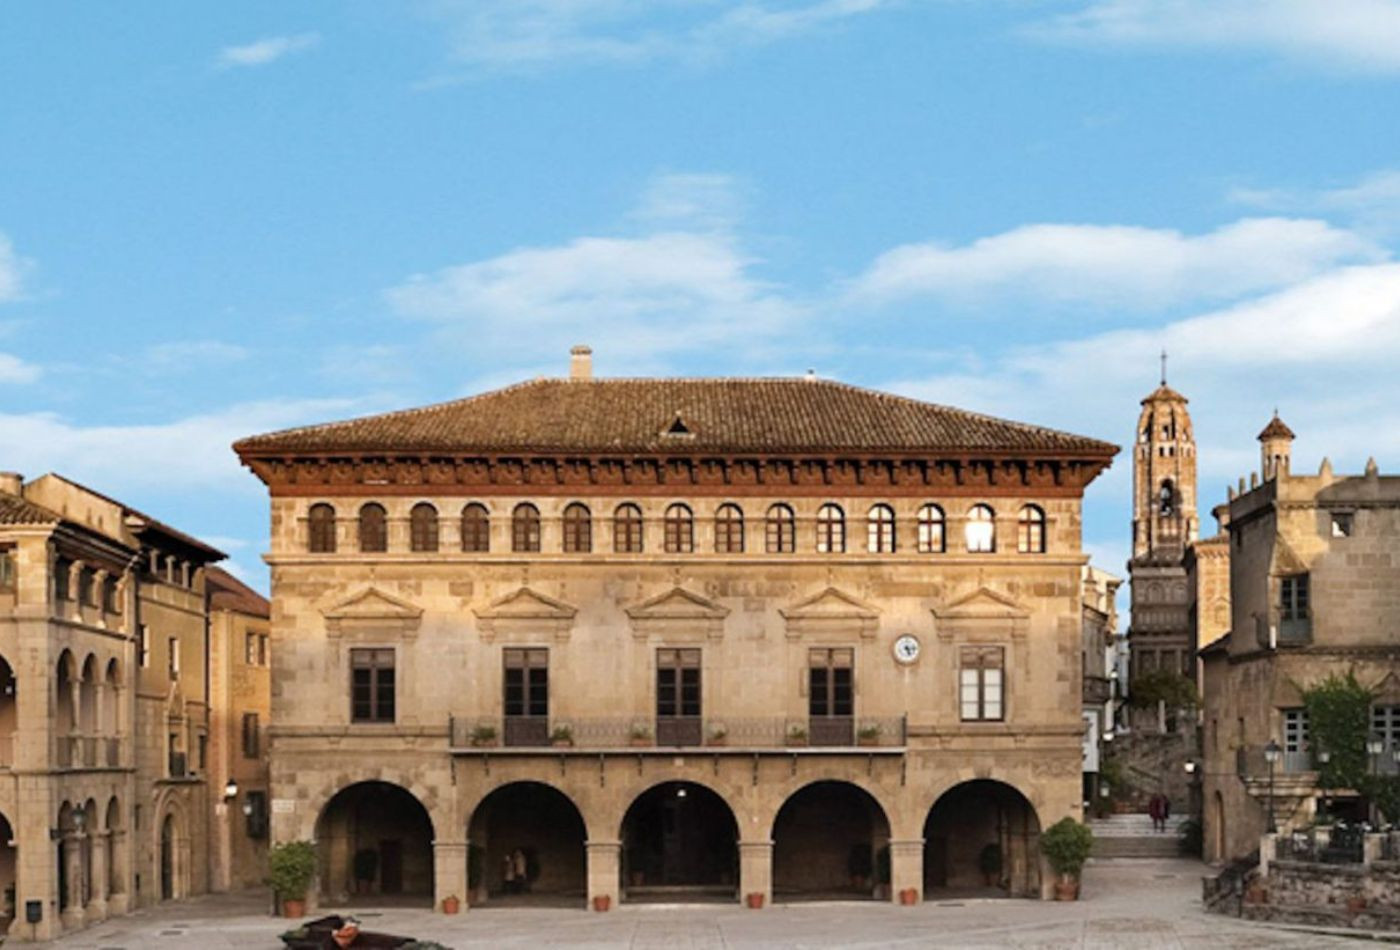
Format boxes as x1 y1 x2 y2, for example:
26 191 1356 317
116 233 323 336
308 502 1049 556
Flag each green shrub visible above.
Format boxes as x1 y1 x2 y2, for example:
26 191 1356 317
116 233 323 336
1128 671 1197 709
1040 818 1093 878
268 841 317 901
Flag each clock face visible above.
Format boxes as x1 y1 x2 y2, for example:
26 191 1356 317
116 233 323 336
893 634 921 664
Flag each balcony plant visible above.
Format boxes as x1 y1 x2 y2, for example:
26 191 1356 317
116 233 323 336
469 724 498 748
550 724 574 748
707 723 728 747
268 840 317 918
629 724 652 747
1040 818 1093 900
857 724 882 747
787 725 808 747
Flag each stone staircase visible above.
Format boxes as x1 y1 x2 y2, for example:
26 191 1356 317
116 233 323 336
1088 814 1187 858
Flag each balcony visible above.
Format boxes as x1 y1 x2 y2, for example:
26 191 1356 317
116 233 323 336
1082 675 1112 706
450 715 907 752
1235 745 1316 778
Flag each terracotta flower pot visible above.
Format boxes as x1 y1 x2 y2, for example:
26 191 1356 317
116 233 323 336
745 892 765 909
592 895 611 912
442 896 460 914
899 888 919 905
282 898 306 919
1053 878 1079 901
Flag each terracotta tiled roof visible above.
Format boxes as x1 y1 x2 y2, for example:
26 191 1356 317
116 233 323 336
1139 383 1188 405
206 566 269 618
1258 414 1295 441
0 493 60 526
45 474 225 561
235 378 1117 457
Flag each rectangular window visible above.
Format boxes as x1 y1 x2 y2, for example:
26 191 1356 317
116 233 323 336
168 637 180 679
1280 574 1309 621
260 634 269 666
350 648 396 723
503 648 548 746
53 557 71 601
1331 512 1354 537
1282 707 1309 752
102 575 119 613
960 645 1005 722
242 712 260 758
808 647 854 745
0 548 13 590
246 632 259 666
656 648 702 746
138 624 150 668
1373 705 1400 752
245 790 268 839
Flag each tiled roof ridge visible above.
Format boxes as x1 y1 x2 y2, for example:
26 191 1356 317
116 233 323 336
45 473 225 560
0 491 62 525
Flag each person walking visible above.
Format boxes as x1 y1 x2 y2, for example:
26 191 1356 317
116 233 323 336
1148 792 1165 832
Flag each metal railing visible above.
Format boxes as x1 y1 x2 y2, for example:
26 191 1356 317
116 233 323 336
1235 745 1316 778
451 715 907 750
1277 825 1365 864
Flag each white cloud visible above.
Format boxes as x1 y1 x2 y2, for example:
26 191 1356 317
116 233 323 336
849 218 1383 309
0 233 30 303
217 32 321 69
631 172 745 231
385 231 799 362
1231 170 1400 237
0 397 358 494
0 353 40 384
1032 0 1400 73
424 0 894 71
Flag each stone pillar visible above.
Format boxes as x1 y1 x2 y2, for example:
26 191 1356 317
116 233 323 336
738 840 772 908
107 831 130 914
1364 833 1383 867
586 840 621 910
1260 832 1276 879
61 835 83 929
433 840 467 914
888 839 924 904
87 833 108 922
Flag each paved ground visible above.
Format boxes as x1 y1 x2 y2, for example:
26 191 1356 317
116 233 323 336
44 859 1377 948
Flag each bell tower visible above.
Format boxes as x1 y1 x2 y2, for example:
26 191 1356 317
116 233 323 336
1132 356 1197 561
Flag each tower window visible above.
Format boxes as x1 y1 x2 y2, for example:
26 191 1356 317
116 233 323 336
1158 481 1175 517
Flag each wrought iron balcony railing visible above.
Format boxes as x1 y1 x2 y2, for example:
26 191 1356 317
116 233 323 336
450 715 906 751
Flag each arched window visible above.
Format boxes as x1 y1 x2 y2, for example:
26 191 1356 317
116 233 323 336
1017 505 1046 554
867 504 895 553
614 503 643 554
512 503 541 553
563 503 592 553
917 503 945 554
816 503 845 554
409 503 439 553
664 504 694 554
714 504 744 554
766 504 795 554
460 504 490 552
965 504 995 553
308 503 336 553
358 503 387 553
1159 479 1175 517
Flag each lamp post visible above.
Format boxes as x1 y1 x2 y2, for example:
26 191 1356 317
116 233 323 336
1264 739 1282 833
224 778 239 801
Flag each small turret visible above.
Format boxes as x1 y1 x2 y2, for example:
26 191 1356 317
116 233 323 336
1258 410 1295 481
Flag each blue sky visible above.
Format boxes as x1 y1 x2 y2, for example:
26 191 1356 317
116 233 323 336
3 1 1399 588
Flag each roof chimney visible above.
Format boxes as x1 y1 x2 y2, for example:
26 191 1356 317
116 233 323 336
570 345 593 380
0 472 21 496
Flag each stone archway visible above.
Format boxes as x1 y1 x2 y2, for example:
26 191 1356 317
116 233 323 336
315 781 434 906
466 781 586 906
619 781 738 902
923 779 1041 898
0 809 14 928
771 781 891 901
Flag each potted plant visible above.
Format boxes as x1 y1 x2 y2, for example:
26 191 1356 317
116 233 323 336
1040 817 1093 901
899 887 918 905
629 723 652 747
745 892 765 909
268 840 317 918
550 724 574 748
857 724 882 747
978 842 1003 887
592 894 611 912
707 724 729 747
787 725 808 747
469 724 498 748
441 894 460 914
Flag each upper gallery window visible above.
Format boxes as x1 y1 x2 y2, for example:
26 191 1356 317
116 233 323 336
714 503 744 554
308 504 336 553
867 504 895 554
664 504 694 554
1159 480 1175 517
512 503 541 553
917 504 945 554
563 503 592 554
351 648 395 723
410 502 439 553
358 503 387 553
1280 574 1310 622
965 504 995 553
461 504 490 553
766 504 795 554
816 504 846 554
614 503 644 554
1017 505 1046 554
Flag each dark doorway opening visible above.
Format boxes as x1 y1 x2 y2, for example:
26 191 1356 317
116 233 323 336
467 782 586 907
621 782 737 901
923 779 1041 899
772 781 890 901
316 781 434 906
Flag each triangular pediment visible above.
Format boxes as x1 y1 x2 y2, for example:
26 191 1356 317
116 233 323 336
780 586 881 621
474 586 577 621
321 586 424 622
934 586 1030 620
626 587 729 621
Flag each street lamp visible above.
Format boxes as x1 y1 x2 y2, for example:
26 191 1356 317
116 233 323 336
1263 739 1282 833
1184 760 1198 776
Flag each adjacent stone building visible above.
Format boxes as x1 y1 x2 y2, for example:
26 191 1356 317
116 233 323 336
235 350 1119 910
1200 420 1400 863
0 473 228 939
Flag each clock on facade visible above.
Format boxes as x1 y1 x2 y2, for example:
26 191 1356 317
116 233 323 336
892 634 921 664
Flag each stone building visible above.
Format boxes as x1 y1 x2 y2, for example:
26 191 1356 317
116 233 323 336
206 567 271 892
234 350 1119 910
0 472 224 940
1200 419 1400 863
1080 566 1121 803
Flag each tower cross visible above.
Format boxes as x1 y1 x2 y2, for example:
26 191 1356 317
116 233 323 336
1160 349 1168 386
